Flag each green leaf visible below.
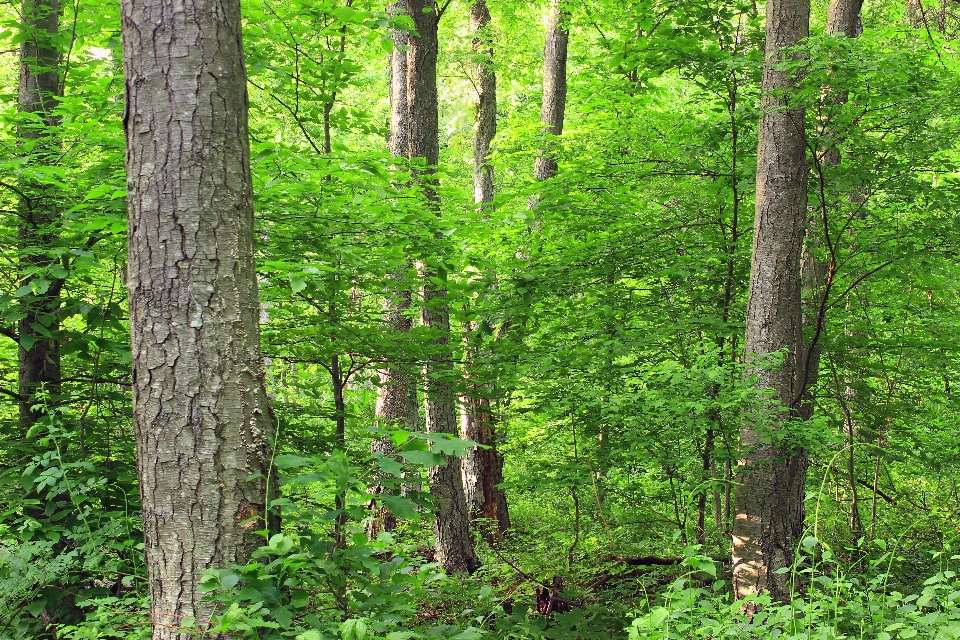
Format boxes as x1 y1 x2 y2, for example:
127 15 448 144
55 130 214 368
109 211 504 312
267 533 294 554
274 454 311 470
398 450 445 467
341 618 368 640
19 334 36 352
377 457 403 477
272 605 293 628
27 599 47 617
380 494 419 519
220 570 241 590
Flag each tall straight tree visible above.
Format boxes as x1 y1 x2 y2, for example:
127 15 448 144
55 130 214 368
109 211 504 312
459 0 511 538
822 0 864 536
121 0 276 635
17 0 62 429
368 0 416 538
732 0 810 604
406 0 479 573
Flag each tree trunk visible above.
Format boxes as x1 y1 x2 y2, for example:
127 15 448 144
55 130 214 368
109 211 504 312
368 274 412 538
368 1 415 539
732 0 810 606
458 0 510 540
471 0 496 208
825 0 865 539
528 0 568 212
121 1 277 636
404 0 479 574
460 320 510 537
534 0 568 184
17 0 62 430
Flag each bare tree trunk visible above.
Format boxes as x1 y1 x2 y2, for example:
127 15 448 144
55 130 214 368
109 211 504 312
732 0 810 606
406 0 479 574
528 0 568 211
17 0 62 430
121 1 276 636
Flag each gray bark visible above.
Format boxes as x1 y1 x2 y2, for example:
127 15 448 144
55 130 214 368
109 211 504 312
471 0 496 207
368 273 412 537
17 0 62 429
407 0 479 574
533 0 568 185
732 0 810 606
121 0 276 636
526 0 568 228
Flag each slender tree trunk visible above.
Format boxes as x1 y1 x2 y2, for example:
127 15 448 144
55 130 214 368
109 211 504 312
460 321 510 537
368 1 414 538
368 274 412 537
696 427 714 545
528 0 568 212
121 1 276 636
458 0 510 539
825 0 864 539
17 0 62 430
732 0 810 606
406 0 479 573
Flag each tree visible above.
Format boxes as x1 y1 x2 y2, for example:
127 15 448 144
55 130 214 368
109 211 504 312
367 0 421 540
406 0 479 573
120 0 276 634
16 0 62 429
528 0 568 211
732 0 811 604
459 0 511 538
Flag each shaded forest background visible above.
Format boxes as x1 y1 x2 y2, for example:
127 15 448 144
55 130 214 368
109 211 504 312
2 0 960 637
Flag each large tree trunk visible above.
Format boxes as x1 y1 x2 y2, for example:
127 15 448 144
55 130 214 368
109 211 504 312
732 0 810 606
17 0 62 429
406 0 479 574
519 0 567 259
121 1 277 636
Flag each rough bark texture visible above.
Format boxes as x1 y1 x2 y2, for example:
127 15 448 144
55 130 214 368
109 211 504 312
533 0 568 185
471 0 496 207
18 0 62 429
732 0 810 606
828 0 863 38
121 1 276 636
406 0 479 574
